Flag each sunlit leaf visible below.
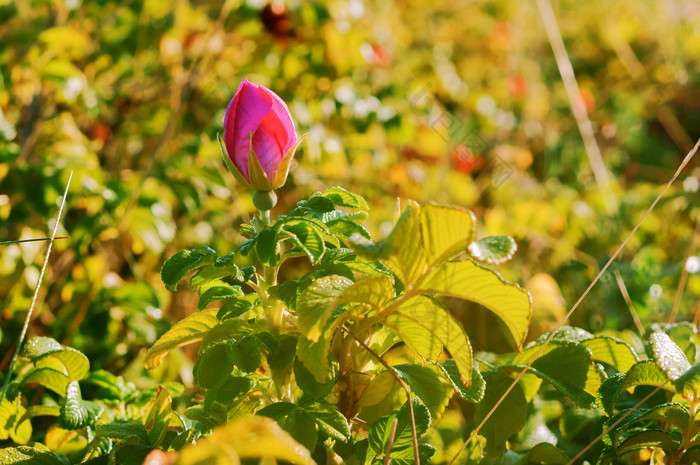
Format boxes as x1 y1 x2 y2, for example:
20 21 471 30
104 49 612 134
176 416 315 465
419 259 532 347
145 309 219 370
143 386 172 447
387 295 472 388
650 331 691 380
161 248 216 291
297 275 352 342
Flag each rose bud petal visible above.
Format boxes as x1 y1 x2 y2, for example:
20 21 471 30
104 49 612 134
220 79 301 191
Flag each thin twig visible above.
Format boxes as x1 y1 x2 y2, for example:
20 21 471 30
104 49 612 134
613 270 644 335
348 331 420 465
566 381 670 465
0 236 68 245
384 417 399 465
449 139 700 465
536 0 618 215
668 213 700 323
0 171 73 403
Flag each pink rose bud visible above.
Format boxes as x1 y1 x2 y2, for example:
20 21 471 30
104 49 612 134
219 79 301 192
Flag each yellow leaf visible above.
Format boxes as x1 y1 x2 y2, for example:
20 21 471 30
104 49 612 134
145 309 219 370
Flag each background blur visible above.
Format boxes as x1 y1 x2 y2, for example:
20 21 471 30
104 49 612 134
1 0 699 382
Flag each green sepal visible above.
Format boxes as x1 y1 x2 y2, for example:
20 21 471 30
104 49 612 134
272 133 307 190
217 132 251 188
247 132 273 191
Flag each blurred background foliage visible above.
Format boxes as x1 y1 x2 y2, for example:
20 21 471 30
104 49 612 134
0 0 699 402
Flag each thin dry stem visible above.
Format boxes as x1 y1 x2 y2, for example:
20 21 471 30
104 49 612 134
536 0 617 215
0 171 73 403
613 270 644 335
449 139 700 465
668 213 700 323
384 417 399 465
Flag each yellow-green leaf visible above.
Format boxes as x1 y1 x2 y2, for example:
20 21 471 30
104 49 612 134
387 295 472 388
420 203 476 265
297 276 352 342
337 275 395 309
143 386 172 446
176 416 315 465
145 309 219 370
419 259 532 347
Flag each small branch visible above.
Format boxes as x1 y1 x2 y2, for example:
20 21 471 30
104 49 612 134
347 330 420 465
669 213 700 323
384 417 399 465
613 270 644 335
0 171 73 403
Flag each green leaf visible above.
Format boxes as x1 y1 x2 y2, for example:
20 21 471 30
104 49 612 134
394 364 452 419
228 335 262 373
258 403 318 452
297 275 353 342
145 309 219 370
474 371 528 457
419 259 532 347
317 186 369 210
327 218 371 240
267 335 298 370
198 284 242 310
616 430 680 456
598 360 670 415
674 361 700 398
96 420 149 443
298 399 351 442
294 359 334 398
177 416 315 464
190 262 240 288
526 443 570 464
142 386 172 447
386 295 472 388
337 275 395 309
368 398 431 457
217 296 257 320
0 446 69 465
582 336 639 373
440 360 485 403
650 330 691 380
161 248 216 291
194 342 233 389
256 227 279 266
282 221 326 264
296 330 334 384
467 235 517 265
22 337 63 360
20 367 69 396
58 381 103 430
510 340 603 408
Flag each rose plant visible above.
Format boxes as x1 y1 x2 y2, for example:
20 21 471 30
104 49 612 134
3 81 700 465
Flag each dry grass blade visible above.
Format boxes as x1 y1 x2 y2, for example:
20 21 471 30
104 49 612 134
449 140 700 465
536 0 617 215
668 213 700 323
0 171 73 403
0 236 69 245
613 270 644 335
